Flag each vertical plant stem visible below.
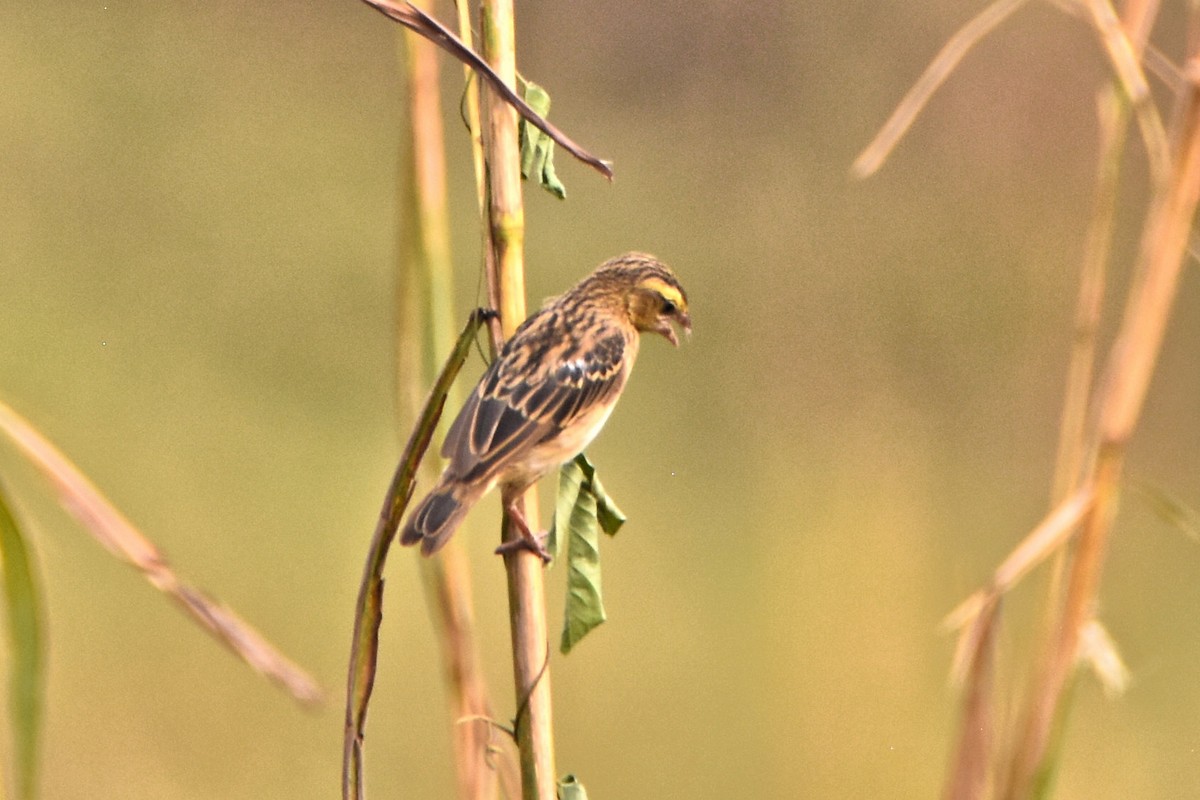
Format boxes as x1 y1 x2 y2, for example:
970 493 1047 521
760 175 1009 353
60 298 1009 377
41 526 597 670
1004 31 1200 798
454 0 488 218
941 596 998 800
1049 89 1126 506
0 482 43 800
397 7 504 797
478 1 558 798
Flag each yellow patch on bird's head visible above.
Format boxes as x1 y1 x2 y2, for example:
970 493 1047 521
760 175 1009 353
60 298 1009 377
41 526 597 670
628 273 691 347
636 277 688 314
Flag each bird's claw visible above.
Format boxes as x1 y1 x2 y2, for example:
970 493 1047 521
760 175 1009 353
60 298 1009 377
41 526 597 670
494 532 552 564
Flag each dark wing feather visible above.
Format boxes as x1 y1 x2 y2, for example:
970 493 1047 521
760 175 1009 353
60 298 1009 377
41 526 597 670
440 313 628 485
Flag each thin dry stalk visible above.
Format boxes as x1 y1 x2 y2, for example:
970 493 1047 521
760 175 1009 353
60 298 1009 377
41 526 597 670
1081 0 1170 185
1003 5 1149 792
397 8 507 797
997 79 1130 800
853 0 1172 183
852 0 1029 178
871 2 1183 795
0 401 321 705
453 0 488 218
943 596 1000 800
1050 88 1126 510
1003 34 1200 799
478 1 558 797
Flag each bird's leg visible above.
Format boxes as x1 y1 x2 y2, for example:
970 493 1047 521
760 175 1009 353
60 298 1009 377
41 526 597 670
494 497 552 563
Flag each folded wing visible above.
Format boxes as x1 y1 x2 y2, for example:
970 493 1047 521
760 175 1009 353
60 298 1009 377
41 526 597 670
441 326 627 485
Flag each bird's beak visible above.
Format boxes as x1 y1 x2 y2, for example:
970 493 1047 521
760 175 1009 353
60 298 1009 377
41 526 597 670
661 310 692 348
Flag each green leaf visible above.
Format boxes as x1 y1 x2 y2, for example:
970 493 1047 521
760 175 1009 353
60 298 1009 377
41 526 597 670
560 478 604 654
557 773 589 800
588 465 626 536
555 454 628 654
547 456 585 563
0 480 43 800
519 81 567 199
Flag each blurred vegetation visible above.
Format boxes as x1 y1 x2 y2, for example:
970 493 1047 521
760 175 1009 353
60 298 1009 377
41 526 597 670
2 2 1199 798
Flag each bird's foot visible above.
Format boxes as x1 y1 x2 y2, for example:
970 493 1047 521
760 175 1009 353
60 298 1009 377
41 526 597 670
494 532 552 564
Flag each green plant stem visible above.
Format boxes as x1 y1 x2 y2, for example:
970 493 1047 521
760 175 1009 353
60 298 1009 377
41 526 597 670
0 482 42 800
478 1 558 798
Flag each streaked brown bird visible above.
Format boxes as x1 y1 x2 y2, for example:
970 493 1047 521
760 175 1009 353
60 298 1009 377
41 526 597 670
400 252 691 561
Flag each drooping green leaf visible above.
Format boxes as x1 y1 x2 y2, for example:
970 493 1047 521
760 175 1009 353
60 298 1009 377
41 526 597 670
560 477 604 654
547 455 585 563
519 81 567 199
587 464 626 536
555 454 629 653
557 773 589 800
519 81 551 175
0 480 43 800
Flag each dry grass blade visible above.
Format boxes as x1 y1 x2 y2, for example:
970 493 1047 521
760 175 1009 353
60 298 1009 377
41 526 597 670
1128 478 1200 541
0 400 322 705
358 0 613 179
852 0 1029 178
1098 59 1200 443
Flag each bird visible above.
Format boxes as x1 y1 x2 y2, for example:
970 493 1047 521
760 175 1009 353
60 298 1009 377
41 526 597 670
399 252 691 562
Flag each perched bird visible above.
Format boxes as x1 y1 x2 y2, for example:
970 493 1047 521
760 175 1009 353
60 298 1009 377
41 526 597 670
400 252 691 561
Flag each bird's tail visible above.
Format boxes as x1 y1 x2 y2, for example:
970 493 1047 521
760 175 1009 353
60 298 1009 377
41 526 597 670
400 480 483 556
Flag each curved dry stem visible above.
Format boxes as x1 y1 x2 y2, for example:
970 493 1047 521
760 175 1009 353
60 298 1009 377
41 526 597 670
359 0 613 179
341 308 495 800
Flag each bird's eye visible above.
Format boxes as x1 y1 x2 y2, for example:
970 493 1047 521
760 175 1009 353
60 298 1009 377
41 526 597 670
661 298 677 315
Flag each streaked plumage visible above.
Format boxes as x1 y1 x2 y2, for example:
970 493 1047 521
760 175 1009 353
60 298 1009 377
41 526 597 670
400 252 691 560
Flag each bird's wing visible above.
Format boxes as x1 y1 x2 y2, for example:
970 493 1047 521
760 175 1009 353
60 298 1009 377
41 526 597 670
441 314 628 484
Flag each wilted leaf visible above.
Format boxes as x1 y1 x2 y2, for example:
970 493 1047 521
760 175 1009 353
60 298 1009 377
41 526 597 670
559 474 604 654
588 466 625 536
547 455 586 563
553 454 629 654
0 480 43 800
519 81 567 199
558 773 589 800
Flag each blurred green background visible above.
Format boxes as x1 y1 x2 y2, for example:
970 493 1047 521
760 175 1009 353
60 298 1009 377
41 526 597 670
3 1 1200 797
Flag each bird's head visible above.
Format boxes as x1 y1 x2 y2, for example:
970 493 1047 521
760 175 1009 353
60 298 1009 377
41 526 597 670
601 253 691 346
